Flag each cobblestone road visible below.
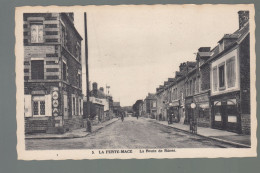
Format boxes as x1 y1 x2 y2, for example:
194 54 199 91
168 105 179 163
26 117 236 150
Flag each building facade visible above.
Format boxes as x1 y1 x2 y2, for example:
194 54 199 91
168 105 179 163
193 47 212 127
148 11 250 135
23 13 83 133
210 11 250 134
143 93 157 118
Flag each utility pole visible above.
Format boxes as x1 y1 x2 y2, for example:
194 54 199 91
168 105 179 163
84 12 90 119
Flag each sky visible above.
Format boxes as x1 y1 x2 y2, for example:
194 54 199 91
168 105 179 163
74 5 246 107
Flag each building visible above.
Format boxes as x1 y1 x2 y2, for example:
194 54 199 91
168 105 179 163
89 82 107 122
209 11 250 134
193 47 212 127
23 13 83 133
143 93 157 118
113 102 121 117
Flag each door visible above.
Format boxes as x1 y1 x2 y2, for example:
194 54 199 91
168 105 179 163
63 94 68 118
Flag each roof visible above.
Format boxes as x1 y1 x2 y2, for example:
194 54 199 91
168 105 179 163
61 13 83 40
89 89 106 99
205 21 249 65
145 93 156 100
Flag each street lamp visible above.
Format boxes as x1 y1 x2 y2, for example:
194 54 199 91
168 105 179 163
190 102 197 134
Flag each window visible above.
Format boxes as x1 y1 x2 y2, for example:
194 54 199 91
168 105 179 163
31 60 44 80
63 61 67 81
72 97 76 115
32 96 45 116
213 66 218 91
226 57 236 88
76 42 81 61
61 24 66 47
189 80 192 95
30 22 43 43
219 64 225 88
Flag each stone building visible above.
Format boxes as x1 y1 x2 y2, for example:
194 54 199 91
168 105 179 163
143 93 157 118
89 82 106 122
23 13 83 133
209 11 250 134
193 47 212 127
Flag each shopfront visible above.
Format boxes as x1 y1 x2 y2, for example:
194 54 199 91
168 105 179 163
194 92 211 127
167 100 180 123
211 91 242 133
90 97 105 122
184 96 193 124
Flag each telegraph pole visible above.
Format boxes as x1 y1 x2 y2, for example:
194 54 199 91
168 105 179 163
84 12 90 119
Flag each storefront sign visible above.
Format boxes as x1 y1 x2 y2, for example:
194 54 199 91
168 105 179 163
194 94 209 103
52 91 59 100
199 103 209 109
53 100 59 107
170 100 179 107
90 97 104 105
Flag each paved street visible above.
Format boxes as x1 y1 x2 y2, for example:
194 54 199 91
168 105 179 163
26 117 237 150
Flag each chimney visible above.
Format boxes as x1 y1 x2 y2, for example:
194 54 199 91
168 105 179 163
179 62 187 72
238 11 249 29
198 47 211 52
99 87 104 92
92 82 97 90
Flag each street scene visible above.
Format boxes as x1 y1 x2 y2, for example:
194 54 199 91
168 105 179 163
26 117 242 150
17 5 254 157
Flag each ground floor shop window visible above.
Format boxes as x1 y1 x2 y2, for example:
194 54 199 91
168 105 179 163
226 105 237 123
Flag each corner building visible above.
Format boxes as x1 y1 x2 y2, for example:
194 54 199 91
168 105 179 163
23 13 83 133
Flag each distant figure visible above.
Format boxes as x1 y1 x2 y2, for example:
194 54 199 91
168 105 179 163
121 113 124 122
136 114 139 120
159 113 162 121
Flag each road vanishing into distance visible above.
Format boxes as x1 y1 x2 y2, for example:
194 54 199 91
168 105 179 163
26 117 237 150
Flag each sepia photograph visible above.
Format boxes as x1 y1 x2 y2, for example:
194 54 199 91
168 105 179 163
15 5 256 160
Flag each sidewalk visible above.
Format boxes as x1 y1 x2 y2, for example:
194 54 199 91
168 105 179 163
148 118 251 148
25 118 119 140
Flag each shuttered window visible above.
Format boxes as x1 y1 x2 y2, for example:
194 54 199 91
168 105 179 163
31 23 43 43
32 96 45 116
219 64 225 88
226 57 236 88
213 66 218 91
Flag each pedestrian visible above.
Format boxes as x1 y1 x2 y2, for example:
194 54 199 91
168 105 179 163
136 114 139 120
121 113 124 122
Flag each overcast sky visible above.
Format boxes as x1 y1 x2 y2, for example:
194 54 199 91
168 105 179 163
74 5 248 107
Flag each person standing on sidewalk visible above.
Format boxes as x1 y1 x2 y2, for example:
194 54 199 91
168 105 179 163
121 112 124 122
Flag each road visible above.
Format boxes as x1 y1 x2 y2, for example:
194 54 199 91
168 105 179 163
26 117 236 150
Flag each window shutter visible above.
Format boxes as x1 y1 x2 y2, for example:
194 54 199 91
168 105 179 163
38 25 43 43
31 25 37 43
24 95 32 117
213 66 218 91
81 99 83 115
71 96 74 116
45 94 52 116
227 57 236 88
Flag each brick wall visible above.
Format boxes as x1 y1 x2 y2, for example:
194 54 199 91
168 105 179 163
200 63 210 91
240 34 250 114
25 117 52 133
241 114 250 135
64 117 84 131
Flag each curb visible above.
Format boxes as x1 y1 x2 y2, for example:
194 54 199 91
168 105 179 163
151 119 250 148
25 119 119 140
